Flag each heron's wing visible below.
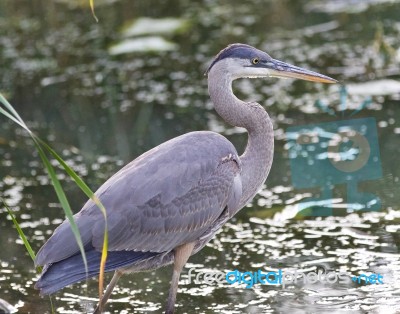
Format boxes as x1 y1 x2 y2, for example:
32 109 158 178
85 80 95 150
93 156 241 252
36 131 242 265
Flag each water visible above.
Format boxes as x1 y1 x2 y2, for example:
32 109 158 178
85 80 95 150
0 0 399 313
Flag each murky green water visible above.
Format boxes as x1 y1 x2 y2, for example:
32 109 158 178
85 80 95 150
1 0 400 313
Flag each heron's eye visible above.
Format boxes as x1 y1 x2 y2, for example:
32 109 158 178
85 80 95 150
252 57 259 65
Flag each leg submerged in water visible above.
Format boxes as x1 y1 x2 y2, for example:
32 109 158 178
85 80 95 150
93 270 123 314
165 242 195 314
92 242 194 314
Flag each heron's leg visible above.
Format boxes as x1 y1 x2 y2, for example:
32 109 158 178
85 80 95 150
93 270 123 314
165 242 195 314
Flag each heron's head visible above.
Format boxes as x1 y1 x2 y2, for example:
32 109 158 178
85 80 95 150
206 43 337 84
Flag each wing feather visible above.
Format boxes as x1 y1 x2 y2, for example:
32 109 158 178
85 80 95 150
35 131 242 265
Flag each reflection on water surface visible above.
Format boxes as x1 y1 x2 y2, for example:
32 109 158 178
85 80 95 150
0 0 399 312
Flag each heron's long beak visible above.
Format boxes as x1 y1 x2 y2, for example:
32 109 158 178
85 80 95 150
263 58 337 84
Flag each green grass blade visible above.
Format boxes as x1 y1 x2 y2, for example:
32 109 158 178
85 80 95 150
38 138 98 199
49 295 55 314
0 94 27 129
3 200 36 263
38 138 109 215
0 93 89 274
36 137 109 298
0 93 109 299
32 138 89 273
3 200 55 307
89 0 99 22
0 106 27 130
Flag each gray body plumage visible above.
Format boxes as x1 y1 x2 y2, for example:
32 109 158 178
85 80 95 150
34 44 335 311
35 130 250 294
37 132 242 261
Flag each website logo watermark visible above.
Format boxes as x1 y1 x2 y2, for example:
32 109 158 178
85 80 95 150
285 86 382 216
352 273 384 284
186 268 384 289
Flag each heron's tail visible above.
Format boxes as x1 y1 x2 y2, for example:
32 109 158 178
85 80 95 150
35 248 157 295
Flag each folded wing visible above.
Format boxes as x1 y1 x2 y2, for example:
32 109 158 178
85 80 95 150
35 131 242 266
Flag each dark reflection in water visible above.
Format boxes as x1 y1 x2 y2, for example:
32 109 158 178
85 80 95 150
0 0 399 313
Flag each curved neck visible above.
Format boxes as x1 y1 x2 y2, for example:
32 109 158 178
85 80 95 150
208 63 274 210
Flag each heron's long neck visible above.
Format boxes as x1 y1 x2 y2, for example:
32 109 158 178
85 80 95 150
208 68 274 210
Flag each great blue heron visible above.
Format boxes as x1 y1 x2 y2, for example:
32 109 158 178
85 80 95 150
34 44 336 313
